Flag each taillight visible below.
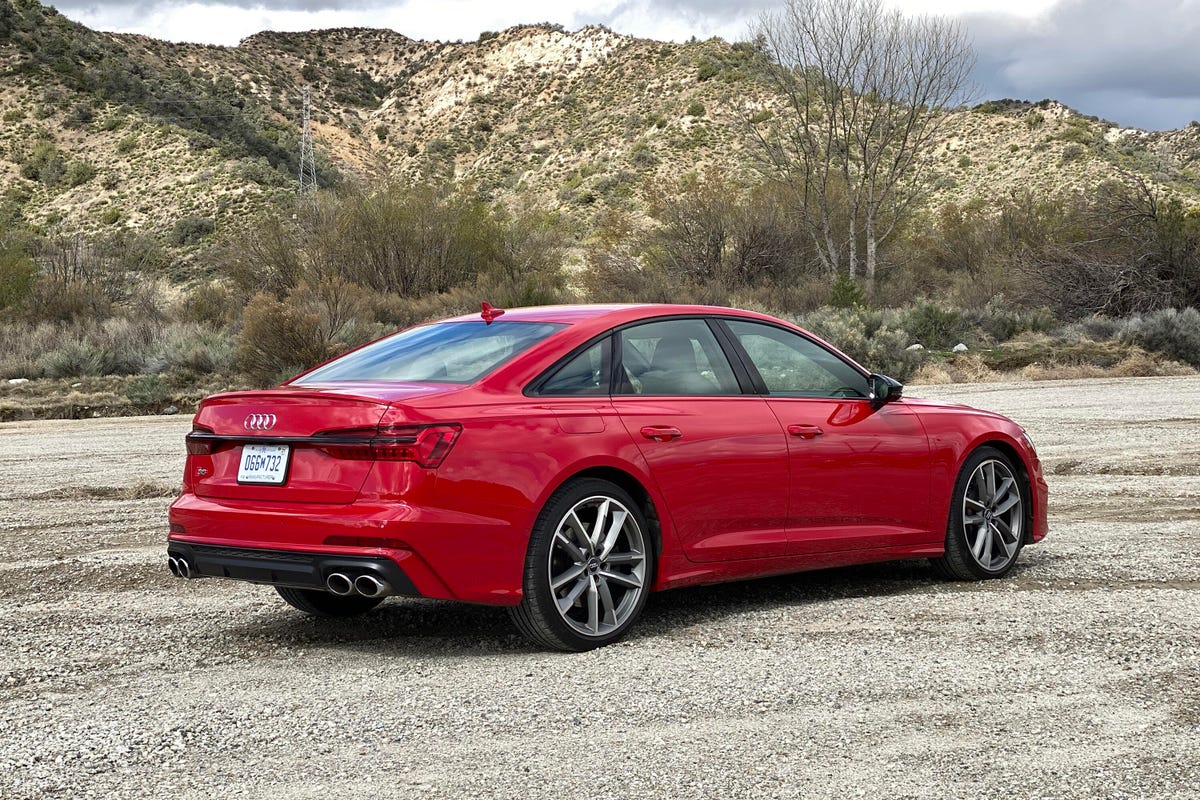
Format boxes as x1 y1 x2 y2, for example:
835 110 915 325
317 424 461 468
186 425 216 455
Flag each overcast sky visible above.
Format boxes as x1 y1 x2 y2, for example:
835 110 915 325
49 0 1200 130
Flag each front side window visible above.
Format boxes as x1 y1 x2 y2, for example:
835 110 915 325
725 320 868 398
294 321 566 385
617 319 740 396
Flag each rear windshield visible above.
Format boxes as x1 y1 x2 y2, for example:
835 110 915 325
293 321 566 385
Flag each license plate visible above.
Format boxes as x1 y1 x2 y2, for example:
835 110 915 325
237 443 291 485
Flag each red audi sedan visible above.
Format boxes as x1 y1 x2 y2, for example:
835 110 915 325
167 304 1048 650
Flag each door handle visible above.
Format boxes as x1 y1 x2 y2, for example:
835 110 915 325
640 425 682 442
787 424 824 439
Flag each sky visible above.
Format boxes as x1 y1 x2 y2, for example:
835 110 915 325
47 0 1200 131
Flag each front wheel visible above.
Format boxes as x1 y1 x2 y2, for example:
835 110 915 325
508 478 654 651
933 447 1027 580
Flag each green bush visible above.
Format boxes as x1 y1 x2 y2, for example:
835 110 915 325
0 245 36 309
686 101 706 117
1118 307 1200 367
38 339 106 378
151 323 235 375
829 274 865 308
170 215 215 246
234 292 334 385
796 307 924 381
125 374 169 405
968 301 1058 343
904 303 971 349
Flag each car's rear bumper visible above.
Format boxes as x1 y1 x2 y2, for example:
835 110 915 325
167 491 529 605
166 541 421 596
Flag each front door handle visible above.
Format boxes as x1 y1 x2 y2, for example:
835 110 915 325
787 424 824 439
640 425 682 442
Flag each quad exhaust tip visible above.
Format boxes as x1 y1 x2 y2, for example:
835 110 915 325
167 556 192 579
325 572 391 597
354 574 390 598
326 572 354 596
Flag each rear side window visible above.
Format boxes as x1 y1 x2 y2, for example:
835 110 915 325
294 321 565 385
617 319 740 396
537 339 610 396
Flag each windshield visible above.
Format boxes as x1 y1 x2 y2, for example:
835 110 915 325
293 321 566 385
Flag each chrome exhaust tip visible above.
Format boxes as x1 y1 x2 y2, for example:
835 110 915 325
167 557 181 577
175 557 192 579
326 572 354 596
353 574 390 598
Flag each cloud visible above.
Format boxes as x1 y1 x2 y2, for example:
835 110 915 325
966 0 1200 127
48 0 1200 129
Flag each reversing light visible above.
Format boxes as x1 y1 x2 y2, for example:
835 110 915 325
185 425 216 455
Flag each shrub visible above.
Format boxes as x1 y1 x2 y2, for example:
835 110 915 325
0 245 36 309
170 215 215 246
795 307 924 381
1118 307 1200 367
234 292 333 385
968 301 1058 343
904 303 971 349
829 274 865 308
38 339 105 378
696 62 719 82
686 101 706 117
125 374 168 405
149 323 235 375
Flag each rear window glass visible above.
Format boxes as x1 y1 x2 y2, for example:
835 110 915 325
293 321 566 385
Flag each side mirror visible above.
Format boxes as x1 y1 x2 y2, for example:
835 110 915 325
869 373 903 405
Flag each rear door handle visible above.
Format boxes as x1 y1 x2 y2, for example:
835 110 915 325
640 425 682 442
787 424 824 439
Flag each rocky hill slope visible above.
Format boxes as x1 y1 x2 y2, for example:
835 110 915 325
2 0 1198 239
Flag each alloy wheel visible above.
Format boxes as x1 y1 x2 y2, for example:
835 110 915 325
962 459 1024 572
547 495 648 638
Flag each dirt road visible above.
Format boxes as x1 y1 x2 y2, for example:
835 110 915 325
1 377 1197 798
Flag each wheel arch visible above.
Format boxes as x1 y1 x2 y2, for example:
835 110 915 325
562 466 664 564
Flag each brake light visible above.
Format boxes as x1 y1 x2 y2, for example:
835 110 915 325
317 424 462 468
186 425 216 455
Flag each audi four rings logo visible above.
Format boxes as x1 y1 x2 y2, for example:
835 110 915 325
243 413 277 431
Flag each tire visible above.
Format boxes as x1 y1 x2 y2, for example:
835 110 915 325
508 478 654 651
275 586 384 618
933 446 1028 580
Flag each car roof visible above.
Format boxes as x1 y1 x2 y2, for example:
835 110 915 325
443 303 778 328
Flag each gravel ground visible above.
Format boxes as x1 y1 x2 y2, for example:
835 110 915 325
1 376 1197 799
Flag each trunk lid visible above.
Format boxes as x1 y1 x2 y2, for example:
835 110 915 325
189 384 460 504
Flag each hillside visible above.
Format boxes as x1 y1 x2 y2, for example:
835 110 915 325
2 0 1199 241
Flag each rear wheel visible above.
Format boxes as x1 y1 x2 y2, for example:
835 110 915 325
508 478 653 651
933 447 1026 580
275 586 384 617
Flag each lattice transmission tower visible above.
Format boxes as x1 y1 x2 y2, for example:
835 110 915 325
297 85 318 197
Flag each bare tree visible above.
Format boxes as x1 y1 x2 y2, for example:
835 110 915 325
748 0 974 284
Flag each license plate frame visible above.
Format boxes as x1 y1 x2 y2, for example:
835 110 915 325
237 443 292 485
